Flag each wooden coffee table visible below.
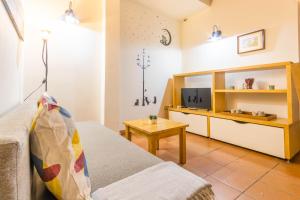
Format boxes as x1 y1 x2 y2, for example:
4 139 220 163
123 118 188 164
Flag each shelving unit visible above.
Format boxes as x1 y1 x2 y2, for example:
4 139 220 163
213 112 290 128
169 62 300 160
169 107 213 116
212 62 297 124
214 89 287 94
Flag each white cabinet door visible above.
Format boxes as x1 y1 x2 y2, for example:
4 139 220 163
169 111 187 124
169 111 208 137
186 114 208 137
210 117 285 158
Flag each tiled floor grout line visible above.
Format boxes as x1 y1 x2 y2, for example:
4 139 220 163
199 147 254 197
206 146 250 173
233 162 281 200
196 146 224 158
205 148 280 199
133 134 296 200
205 154 249 190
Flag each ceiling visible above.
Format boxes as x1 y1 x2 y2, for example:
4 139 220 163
131 0 211 20
76 0 102 22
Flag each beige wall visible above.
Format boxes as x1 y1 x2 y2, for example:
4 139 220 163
104 0 121 130
182 0 299 72
119 0 182 130
0 2 23 115
105 0 300 130
104 0 182 131
20 0 300 128
23 0 104 121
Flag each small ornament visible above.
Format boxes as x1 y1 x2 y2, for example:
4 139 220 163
160 29 172 46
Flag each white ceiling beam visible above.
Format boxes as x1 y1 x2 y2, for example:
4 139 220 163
199 0 213 6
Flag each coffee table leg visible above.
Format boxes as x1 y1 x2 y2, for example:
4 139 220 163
157 139 160 150
179 128 186 164
148 136 157 155
125 126 132 141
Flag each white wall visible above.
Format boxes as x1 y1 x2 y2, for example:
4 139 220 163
23 0 103 121
119 0 182 130
20 0 300 128
104 0 121 131
180 0 300 119
0 2 23 115
182 0 299 72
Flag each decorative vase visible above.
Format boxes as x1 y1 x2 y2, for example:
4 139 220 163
269 85 275 90
149 115 158 125
149 119 157 125
229 86 235 90
245 78 255 89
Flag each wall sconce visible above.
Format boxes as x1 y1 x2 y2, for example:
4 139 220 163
209 25 222 42
62 0 80 24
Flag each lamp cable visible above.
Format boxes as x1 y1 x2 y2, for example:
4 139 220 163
24 39 48 102
42 39 48 92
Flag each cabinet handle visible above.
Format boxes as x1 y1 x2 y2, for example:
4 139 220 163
232 120 248 124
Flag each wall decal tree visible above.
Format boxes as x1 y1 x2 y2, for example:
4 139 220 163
134 49 157 107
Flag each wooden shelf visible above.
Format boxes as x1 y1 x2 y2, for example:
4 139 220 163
169 108 291 128
171 61 300 160
169 107 213 116
214 62 292 73
213 113 291 128
172 61 298 123
173 62 292 77
214 89 287 94
174 71 212 78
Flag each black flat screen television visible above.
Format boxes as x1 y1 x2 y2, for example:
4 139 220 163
181 88 211 110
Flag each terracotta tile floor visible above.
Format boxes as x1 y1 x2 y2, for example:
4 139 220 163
129 132 300 200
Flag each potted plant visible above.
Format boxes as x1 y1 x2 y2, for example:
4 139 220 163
149 115 158 125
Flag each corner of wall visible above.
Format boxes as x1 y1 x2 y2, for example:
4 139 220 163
297 1 300 119
104 0 121 131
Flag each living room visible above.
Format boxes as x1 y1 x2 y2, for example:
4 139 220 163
1 0 300 199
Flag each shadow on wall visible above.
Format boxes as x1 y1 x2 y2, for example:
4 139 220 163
294 66 300 102
183 26 279 55
158 79 173 119
292 67 300 120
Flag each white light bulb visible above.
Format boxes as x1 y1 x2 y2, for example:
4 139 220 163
64 14 79 24
61 1 80 25
41 30 51 40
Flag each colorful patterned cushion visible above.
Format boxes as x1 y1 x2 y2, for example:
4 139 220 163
30 95 92 200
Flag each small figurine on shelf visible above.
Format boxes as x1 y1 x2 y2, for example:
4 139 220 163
229 86 235 90
252 111 266 117
268 85 275 90
231 109 242 114
245 78 255 89
149 115 158 125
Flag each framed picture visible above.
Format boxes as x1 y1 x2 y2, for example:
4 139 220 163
1 0 24 40
237 29 265 54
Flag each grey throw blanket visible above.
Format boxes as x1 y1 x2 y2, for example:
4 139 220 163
92 162 214 200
